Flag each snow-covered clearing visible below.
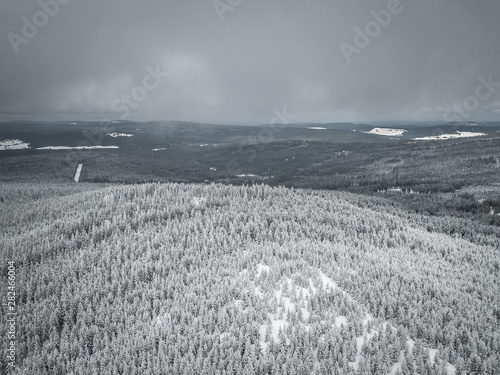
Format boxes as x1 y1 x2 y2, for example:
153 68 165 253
365 128 406 137
37 146 119 150
0 139 30 150
74 164 83 183
106 132 134 137
240 263 455 375
414 131 486 140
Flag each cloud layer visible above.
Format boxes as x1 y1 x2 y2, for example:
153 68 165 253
1 0 499 123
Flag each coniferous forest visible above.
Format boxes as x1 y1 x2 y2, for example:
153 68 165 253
1 181 499 374
2 0 500 373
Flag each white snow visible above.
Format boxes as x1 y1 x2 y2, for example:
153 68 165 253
210 167 217 171
429 348 439 364
74 164 83 183
37 146 119 150
152 147 167 151
318 271 338 291
365 127 406 137
414 131 486 140
349 313 376 371
106 132 134 137
256 263 270 277
334 315 347 328
0 139 30 150
237 174 258 177
246 265 457 374
447 363 457 375
190 197 206 208
307 127 327 130
269 319 288 341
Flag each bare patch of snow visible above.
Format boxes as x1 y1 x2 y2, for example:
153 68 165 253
414 131 486 140
190 196 206 208
318 271 338 291
106 132 134 137
365 127 406 137
0 139 30 150
334 315 347 328
37 146 119 150
74 164 83 183
256 263 270 277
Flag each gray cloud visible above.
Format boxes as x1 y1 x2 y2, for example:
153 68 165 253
1 0 499 123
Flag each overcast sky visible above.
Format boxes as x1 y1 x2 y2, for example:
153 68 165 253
1 0 499 124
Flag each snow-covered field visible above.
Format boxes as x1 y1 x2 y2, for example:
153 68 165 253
106 132 134 138
37 146 119 150
414 131 486 141
0 139 30 150
365 128 406 137
74 164 83 183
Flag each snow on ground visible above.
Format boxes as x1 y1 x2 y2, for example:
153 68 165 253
307 127 327 130
37 146 119 150
365 128 406 137
241 264 456 374
429 348 438 364
152 147 167 151
190 197 206 208
0 139 30 150
210 167 217 171
253 266 352 354
414 131 486 140
74 164 83 183
237 174 259 177
256 263 270 277
349 313 376 371
334 315 347 328
106 132 134 137
318 271 338 291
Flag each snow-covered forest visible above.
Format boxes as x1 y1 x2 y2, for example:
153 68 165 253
0 182 498 374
